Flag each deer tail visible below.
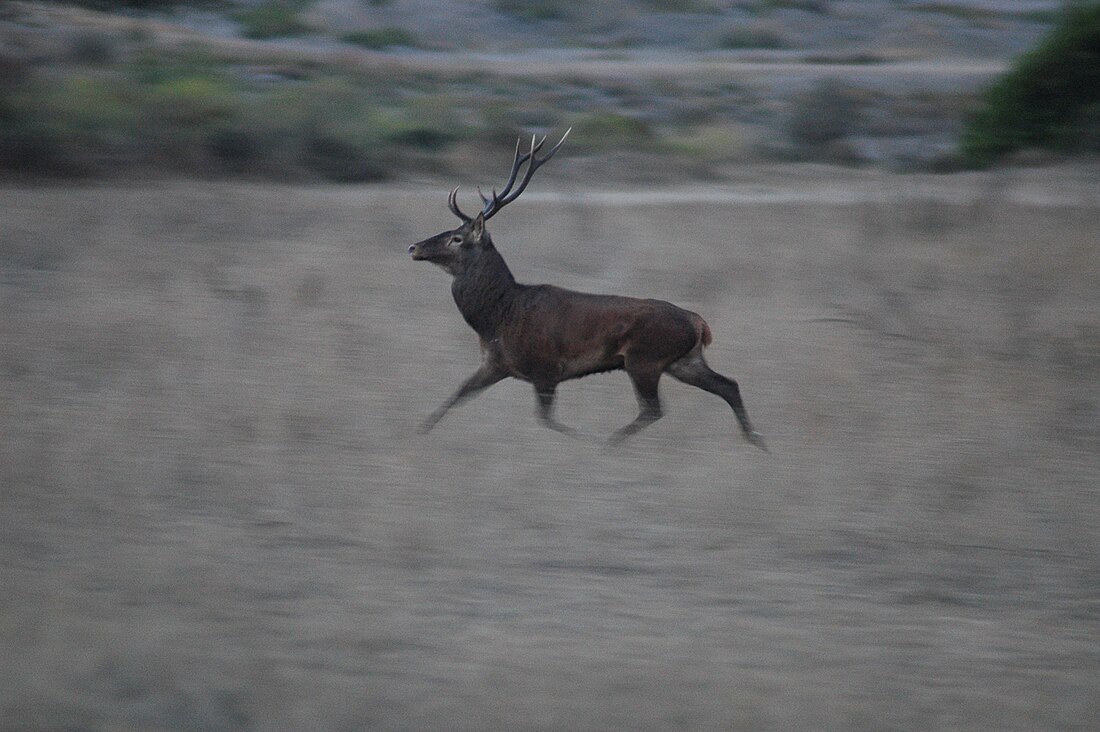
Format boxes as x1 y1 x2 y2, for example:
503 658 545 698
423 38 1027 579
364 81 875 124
698 317 713 349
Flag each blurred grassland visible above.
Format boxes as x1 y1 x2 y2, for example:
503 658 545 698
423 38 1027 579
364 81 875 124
1 167 1098 730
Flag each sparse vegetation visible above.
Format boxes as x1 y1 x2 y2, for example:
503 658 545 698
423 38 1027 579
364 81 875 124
41 0 226 8
665 122 760 160
0 52 449 180
493 0 572 22
640 0 720 11
569 112 655 150
341 27 418 50
755 0 830 14
234 1 313 39
913 2 996 23
1017 9 1061 25
714 26 785 50
788 79 866 151
0 0 1088 179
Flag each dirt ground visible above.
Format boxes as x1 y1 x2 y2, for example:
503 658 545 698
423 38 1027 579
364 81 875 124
1 164 1099 730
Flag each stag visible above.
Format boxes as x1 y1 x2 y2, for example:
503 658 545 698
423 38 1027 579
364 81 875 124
408 130 767 450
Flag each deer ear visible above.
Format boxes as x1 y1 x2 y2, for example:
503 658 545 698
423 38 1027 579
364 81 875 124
471 212 485 242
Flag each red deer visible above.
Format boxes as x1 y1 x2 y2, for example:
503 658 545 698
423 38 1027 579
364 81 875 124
408 130 767 450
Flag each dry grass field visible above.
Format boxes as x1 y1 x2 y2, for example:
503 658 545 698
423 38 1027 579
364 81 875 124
2 163 1099 730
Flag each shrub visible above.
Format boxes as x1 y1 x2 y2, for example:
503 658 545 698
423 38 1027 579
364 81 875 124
788 79 865 149
0 119 74 176
714 26 785 50
341 28 417 50
44 1 224 8
960 4 1100 165
571 113 654 150
147 75 234 126
0 74 134 176
69 30 120 65
640 0 719 11
205 125 267 172
493 0 572 22
235 2 312 39
299 129 386 182
368 106 457 151
665 123 760 160
912 3 996 22
756 0 829 14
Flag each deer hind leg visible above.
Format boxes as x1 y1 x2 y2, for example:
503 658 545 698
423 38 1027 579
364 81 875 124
608 362 664 445
667 350 768 452
533 383 579 438
419 363 507 433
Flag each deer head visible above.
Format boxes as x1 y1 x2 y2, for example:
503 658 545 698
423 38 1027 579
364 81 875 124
407 129 571 275
407 211 489 276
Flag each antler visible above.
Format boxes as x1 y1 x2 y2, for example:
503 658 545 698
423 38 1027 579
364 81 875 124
448 186 471 223
447 128 571 223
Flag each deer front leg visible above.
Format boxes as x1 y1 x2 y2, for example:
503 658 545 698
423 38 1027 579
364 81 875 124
419 363 507 433
533 382 579 438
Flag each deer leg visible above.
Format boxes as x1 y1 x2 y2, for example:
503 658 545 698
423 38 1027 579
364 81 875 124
667 352 768 452
533 383 579 438
419 364 507 433
608 365 663 445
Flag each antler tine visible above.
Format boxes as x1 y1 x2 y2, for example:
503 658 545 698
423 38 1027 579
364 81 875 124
483 136 534 215
481 127 571 221
448 185 472 223
545 125 571 157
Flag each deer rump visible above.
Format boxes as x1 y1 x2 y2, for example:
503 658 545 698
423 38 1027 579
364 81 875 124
495 285 712 384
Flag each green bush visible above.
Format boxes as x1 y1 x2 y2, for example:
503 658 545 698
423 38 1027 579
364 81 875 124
571 113 654 150
147 75 234 126
0 74 139 176
960 4 1100 165
0 60 411 181
235 2 312 39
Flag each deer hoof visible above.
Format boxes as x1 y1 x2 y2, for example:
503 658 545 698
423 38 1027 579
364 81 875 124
746 431 769 453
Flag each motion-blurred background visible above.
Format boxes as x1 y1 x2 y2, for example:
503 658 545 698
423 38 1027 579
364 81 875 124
2 2 1098 730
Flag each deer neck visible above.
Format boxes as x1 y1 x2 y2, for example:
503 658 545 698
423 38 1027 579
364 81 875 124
450 244 518 339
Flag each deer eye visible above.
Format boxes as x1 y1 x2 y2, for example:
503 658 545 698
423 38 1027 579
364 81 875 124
450 235 463 245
